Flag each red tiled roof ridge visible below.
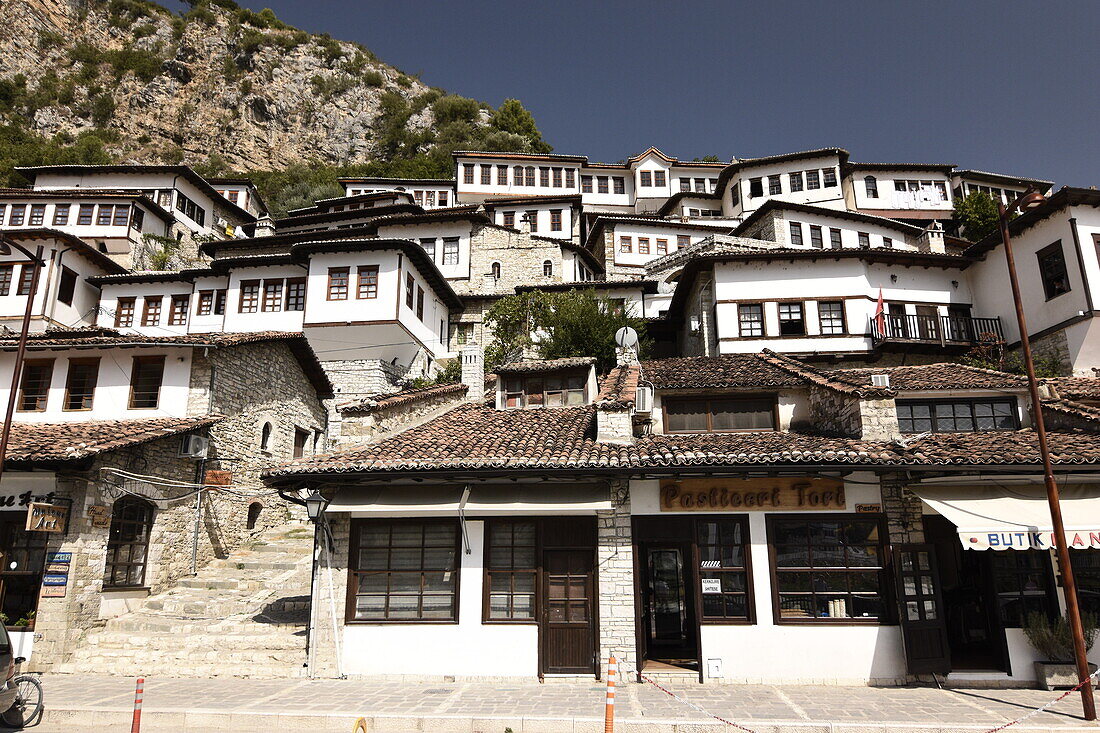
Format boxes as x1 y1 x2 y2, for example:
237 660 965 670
1042 376 1100 401
826 362 1028 391
596 365 640 409
758 349 895 399
337 382 468 414
6 415 224 462
1042 398 1100 425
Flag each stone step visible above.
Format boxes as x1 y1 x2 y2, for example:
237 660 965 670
216 559 301 571
142 596 272 616
105 615 307 633
56 661 309 678
84 632 306 651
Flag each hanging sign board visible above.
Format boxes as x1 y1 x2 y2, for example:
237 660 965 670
204 470 232 487
26 503 68 533
700 578 722 594
87 505 110 529
45 551 71 574
660 477 845 512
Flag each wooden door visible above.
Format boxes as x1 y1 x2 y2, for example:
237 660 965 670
915 305 940 341
541 548 595 674
894 544 950 674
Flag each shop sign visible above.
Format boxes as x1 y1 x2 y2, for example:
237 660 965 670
0 490 56 512
856 503 882 513
87 505 110 529
966 530 1100 551
41 572 68 598
25 503 68 533
204 470 232 487
659 477 845 512
700 578 722 594
45 551 71 574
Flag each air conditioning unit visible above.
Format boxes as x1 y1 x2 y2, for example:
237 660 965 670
634 385 654 414
870 374 891 388
179 435 209 458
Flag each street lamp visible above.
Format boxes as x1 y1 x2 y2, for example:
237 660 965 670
0 236 46 486
998 190 1096 720
303 490 329 522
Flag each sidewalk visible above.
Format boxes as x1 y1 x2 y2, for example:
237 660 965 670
26 673 1100 732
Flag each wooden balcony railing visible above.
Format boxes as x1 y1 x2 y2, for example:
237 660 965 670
869 314 1003 345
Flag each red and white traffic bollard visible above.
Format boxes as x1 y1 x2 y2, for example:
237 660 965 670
604 655 616 733
131 676 144 733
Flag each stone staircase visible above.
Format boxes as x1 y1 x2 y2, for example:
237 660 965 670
56 523 315 679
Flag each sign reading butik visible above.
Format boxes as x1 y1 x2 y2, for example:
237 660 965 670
659 477 845 512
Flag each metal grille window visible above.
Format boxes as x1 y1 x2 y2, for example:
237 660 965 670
806 170 820 189
141 296 162 326
698 518 751 621
239 280 260 313
356 266 378 299
768 175 782 195
115 297 135 327
349 520 459 622
17 359 52 411
1037 241 1071 299
63 357 99 410
128 355 165 409
104 497 154 588
789 171 804 192
486 520 537 621
896 398 1018 433
818 301 845 335
778 302 805 335
664 396 776 432
770 517 887 622
168 294 190 325
809 225 823 249
442 237 459 265
738 303 764 337
327 268 349 300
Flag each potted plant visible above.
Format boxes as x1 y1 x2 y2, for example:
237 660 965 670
1024 611 1099 690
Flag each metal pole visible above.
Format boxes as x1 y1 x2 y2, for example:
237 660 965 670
998 204 1096 720
0 245 44 484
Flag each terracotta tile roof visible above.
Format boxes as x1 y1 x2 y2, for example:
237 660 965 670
6 416 223 463
758 350 894 399
265 401 1100 479
1044 377 1100 402
597 365 640 409
337 382 468 414
495 357 595 375
1042 398 1100 427
827 363 1027 391
640 354 809 391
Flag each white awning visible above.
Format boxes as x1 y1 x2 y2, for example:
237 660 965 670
912 483 1100 551
325 485 611 517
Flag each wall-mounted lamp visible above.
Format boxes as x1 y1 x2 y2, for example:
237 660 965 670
890 274 898 283
951 280 959 289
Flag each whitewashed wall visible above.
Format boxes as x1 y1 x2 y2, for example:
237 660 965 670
724 155 846 218
374 221 473 281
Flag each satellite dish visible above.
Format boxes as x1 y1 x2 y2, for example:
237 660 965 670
615 326 639 349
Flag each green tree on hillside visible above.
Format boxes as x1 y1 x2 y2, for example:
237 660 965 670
954 191 1002 242
490 99 551 153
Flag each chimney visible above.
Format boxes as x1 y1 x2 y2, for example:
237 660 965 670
460 346 485 402
616 345 639 367
918 221 946 253
519 212 533 234
253 215 276 238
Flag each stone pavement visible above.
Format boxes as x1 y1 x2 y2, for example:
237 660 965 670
23 673 1100 732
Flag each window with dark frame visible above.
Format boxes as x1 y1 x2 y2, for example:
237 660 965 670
550 209 562 231
640 171 652 187
8 205 26 226
822 168 837 187
1037 241 1071 299
28 204 45 226
327 267 350 301
503 372 587 408
56 266 77 306
748 178 763 198
738 303 764 337
818 301 845 335
656 238 668 255
809 225 823 249
597 176 609 194
770 516 887 623
356 266 379 299
348 519 459 622
552 168 562 187
197 290 214 316
496 165 508 185
17 265 34 296
77 204 94 225
864 176 879 198
539 167 550 187
525 166 536 186
638 237 650 254
502 211 515 227
806 170 820 190
52 204 70 226
17 359 52 412
462 164 474 184
543 260 553 277
768 175 782 195
619 236 632 253
416 286 425 320
128 355 165 409
829 228 842 249
63 357 99 410
214 289 227 315
883 237 893 249
698 517 752 621
857 232 870 248
115 297 135 327
239 280 260 313
680 178 691 193
104 496 154 588
653 170 666 187
677 235 689 250
990 551 1057 627
664 395 777 432
0 265 13 296
141 296 162 326
168 294 190 325
480 165 491 185
293 428 310 459
565 169 575 187
778 302 805 335
613 177 625 194
442 237 459 265
789 171 804 192
405 273 415 307
581 175 593 193
896 398 1018 433
485 520 537 622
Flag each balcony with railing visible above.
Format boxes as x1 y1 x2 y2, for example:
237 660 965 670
869 314 1003 349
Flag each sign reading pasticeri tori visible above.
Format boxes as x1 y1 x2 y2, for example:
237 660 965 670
659 477 845 511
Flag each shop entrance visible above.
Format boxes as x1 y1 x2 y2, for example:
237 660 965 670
634 517 700 674
0 514 47 631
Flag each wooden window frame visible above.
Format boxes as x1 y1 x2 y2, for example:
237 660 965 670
778 302 806 335
483 519 538 624
462 164 474 185
662 394 779 434
613 177 625 194
829 228 842 250
62 357 99 411
737 302 764 337
696 515 756 625
128 355 165 410
809 225 823 250
141 296 162 327
789 222 803 246
638 237 650 255
284 279 306 312
805 170 820 190
293 428 310 459
480 164 491 186
653 170 666 187
168 294 190 325
103 496 154 589
346 518 462 624
16 359 53 412
214 289 227 315
0 265 12 297
539 167 550 187
197 290 214 316
857 232 870 248
581 175 593 194
405 273 415 308
326 267 350 301
115 297 136 327
817 300 847 335
502 371 587 409
16 265 34 296
76 204 94 226
789 171 804 192
238 280 260 313
656 238 668 255
550 209 563 231
619 236 632 253
768 175 782 196
639 170 652 187
356 265 379 299
28 204 45 227
52 204 70 226
896 397 1019 434
1037 241 1071 300
442 238 459 266
260 280 283 312
415 286 425 321
597 176 609 194
766 513 891 626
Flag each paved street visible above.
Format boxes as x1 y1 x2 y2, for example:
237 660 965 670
19 673 1100 732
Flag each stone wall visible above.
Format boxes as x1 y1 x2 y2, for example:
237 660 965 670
803 385 862 436
879 473 925 544
678 270 717 357
321 359 406 404
741 210 780 244
336 387 469 445
454 223 571 297
597 479 636 675
858 398 902 441
1026 328 1073 376
30 428 283 672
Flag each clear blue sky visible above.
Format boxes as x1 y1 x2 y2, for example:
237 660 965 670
214 0 1099 187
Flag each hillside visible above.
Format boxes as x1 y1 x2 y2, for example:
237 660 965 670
0 0 551 213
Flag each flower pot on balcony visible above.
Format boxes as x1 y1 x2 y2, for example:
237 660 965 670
1034 661 1097 691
